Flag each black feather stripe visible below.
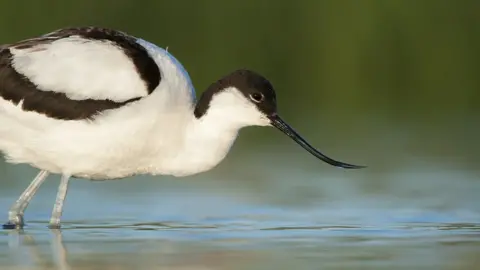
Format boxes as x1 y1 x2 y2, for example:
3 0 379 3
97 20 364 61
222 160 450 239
14 27 161 93
0 48 140 120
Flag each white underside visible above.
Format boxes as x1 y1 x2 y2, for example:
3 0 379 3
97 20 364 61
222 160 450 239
0 40 202 179
0 37 271 180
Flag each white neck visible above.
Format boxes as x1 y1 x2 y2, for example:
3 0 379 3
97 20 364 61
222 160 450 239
148 88 269 177
149 111 239 177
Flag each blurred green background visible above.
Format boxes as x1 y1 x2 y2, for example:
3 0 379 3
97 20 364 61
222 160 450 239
0 0 479 171
0 1 479 269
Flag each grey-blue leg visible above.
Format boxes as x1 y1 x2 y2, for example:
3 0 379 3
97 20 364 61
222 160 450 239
48 174 71 229
3 170 50 229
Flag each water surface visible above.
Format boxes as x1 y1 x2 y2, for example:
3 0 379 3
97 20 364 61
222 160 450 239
0 151 478 270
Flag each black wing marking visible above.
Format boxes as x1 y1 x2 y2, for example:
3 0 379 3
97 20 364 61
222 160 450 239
0 27 162 120
14 27 161 93
0 46 141 120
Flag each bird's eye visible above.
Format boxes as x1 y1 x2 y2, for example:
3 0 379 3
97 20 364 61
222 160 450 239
250 93 264 103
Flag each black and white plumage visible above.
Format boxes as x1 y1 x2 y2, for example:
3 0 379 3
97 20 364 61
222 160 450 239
0 27 161 120
0 27 364 229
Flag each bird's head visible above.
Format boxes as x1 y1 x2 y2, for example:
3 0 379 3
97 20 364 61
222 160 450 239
194 69 365 169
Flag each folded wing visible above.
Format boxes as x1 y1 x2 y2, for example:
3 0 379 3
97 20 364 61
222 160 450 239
0 27 161 120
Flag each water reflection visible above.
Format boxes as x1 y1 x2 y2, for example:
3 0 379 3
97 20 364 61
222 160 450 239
1 220 479 270
6 230 69 270
4 227 261 270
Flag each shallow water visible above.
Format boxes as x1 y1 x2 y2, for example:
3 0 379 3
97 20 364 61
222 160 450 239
0 220 478 270
0 146 479 269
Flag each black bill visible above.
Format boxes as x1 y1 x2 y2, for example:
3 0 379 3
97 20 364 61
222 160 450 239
269 114 366 169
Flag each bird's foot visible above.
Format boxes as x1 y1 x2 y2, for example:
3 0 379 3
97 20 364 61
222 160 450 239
47 223 61 229
2 214 24 230
48 216 62 229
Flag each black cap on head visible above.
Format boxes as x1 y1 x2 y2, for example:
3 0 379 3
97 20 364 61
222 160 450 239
194 69 366 170
194 69 277 118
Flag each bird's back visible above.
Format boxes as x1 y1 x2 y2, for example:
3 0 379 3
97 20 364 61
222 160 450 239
0 27 196 178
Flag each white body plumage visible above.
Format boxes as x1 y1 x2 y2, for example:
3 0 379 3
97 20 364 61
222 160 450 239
0 30 268 180
0 27 362 228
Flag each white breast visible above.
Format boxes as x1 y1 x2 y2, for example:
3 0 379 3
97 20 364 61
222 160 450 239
0 37 197 179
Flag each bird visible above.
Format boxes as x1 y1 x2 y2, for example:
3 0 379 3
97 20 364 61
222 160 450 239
0 26 365 229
